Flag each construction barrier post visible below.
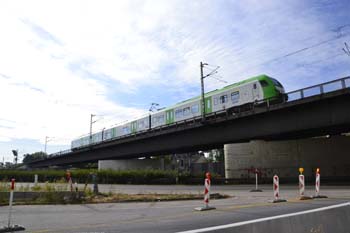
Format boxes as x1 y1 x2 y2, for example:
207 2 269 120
270 175 286 203
7 179 14 228
299 174 305 196
313 168 328 198
0 179 26 232
250 168 262 192
92 173 99 194
298 168 312 200
195 172 216 211
34 174 38 186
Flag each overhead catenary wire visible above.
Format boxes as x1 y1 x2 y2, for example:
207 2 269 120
74 24 350 141
343 42 350 56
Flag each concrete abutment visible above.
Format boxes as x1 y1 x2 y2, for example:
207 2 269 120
225 135 350 180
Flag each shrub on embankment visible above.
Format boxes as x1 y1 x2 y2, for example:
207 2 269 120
0 169 222 184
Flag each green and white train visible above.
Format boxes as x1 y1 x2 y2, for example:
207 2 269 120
71 74 286 149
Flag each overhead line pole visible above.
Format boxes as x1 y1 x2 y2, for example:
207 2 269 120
44 136 52 154
90 114 97 144
200 62 220 122
200 62 207 121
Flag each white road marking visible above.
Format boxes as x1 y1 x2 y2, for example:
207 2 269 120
176 202 350 233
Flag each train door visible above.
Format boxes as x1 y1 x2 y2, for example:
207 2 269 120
111 127 117 138
205 96 212 113
252 82 259 101
166 109 174 124
131 121 137 133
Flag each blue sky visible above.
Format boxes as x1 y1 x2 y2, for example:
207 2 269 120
0 0 349 162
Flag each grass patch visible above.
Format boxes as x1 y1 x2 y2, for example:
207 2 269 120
85 193 230 203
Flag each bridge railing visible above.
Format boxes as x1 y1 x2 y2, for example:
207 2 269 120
49 149 72 157
286 76 350 102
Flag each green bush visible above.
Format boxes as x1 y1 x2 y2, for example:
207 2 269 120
0 169 223 185
0 169 192 184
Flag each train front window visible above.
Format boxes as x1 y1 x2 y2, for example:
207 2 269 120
259 80 269 87
270 78 282 87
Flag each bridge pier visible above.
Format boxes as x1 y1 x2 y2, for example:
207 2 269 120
224 135 350 180
98 158 166 171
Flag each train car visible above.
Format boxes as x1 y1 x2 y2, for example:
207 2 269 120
137 116 150 132
71 74 286 149
149 74 285 128
71 135 90 149
151 111 166 128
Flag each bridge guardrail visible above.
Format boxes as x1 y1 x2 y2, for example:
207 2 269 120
46 76 350 159
286 76 350 102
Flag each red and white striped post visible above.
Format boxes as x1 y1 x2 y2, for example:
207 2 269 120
298 167 312 200
299 167 305 197
2 179 25 231
204 173 210 208
195 172 216 211
270 175 286 203
313 168 327 198
273 175 279 200
315 168 320 196
8 179 15 227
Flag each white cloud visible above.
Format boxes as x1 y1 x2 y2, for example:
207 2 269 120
0 0 349 157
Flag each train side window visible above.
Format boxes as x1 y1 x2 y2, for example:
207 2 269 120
259 80 269 87
175 109 183 118
231 91 240 103
220 95 228 104
159 115 164 123
214 97 218 105
152 117 158 124
183 107 190 116
138 121 144 129
191 104 199 113
123 127 130 134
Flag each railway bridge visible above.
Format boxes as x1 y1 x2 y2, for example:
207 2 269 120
28 77 350 168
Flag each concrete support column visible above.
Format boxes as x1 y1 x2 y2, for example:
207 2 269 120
225 136 350 179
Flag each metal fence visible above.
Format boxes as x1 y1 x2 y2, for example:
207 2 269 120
286 76 350 102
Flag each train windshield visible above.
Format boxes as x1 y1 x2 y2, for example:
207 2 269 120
270 78 283 87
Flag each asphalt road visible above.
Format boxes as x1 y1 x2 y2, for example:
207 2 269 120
1 185 349 233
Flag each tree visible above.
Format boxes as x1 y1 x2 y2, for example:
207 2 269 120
22 151 47 164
